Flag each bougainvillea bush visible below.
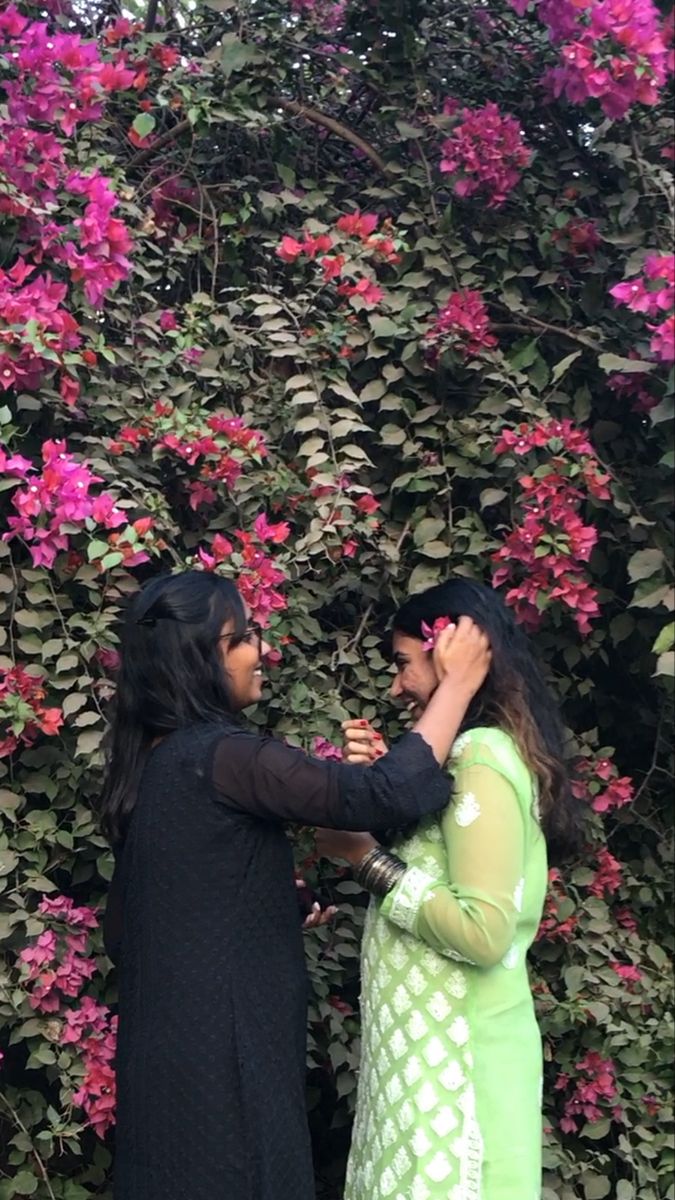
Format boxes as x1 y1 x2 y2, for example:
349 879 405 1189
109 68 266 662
0 0 673 1196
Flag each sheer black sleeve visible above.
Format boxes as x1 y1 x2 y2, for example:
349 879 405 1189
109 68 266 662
211 731 451 830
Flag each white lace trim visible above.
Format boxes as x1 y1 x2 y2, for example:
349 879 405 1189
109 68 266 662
388 866 436 934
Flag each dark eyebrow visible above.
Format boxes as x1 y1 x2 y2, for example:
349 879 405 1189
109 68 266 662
392 653 409 666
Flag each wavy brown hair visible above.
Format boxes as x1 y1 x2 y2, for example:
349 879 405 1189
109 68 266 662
393 579 583 859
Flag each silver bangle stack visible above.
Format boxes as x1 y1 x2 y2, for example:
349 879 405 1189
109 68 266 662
354 846 406 898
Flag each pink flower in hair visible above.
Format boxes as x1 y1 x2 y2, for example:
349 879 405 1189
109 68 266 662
421 616 454 651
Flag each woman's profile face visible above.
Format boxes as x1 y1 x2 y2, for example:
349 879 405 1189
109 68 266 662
218 614 271 710
390 631 439 720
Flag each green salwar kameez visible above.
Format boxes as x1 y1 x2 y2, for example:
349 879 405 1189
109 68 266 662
345 727 548 1200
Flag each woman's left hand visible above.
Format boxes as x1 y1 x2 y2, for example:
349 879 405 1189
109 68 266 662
295 879 338 929
315 828 378 866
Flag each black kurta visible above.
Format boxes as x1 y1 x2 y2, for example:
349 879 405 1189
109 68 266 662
105 721 451 1200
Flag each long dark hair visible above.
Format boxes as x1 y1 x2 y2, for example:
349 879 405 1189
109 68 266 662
99 571 246 846
393 579 582 859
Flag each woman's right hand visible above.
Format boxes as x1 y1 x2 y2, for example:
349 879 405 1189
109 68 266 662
433 616 491 697
341 720 388 765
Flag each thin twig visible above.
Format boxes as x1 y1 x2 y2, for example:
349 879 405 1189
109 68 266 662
395 519 411 553
630 129 646 197
491 316 600 351
0 1092 57 1200
343 601 375 654
128 119 192 168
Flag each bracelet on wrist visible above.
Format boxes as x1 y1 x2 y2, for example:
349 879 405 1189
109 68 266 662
354 846 406 898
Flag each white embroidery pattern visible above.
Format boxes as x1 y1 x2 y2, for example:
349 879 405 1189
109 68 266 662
451 731 472 758
454 791 481 827
346 909 485 1200
342 727 551 1200
388 866 436 934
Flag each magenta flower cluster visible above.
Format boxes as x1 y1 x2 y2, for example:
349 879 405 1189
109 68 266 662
439 101 532 207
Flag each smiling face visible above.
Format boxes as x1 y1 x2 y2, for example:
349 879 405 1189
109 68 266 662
218 613 271 710
390 630 440 720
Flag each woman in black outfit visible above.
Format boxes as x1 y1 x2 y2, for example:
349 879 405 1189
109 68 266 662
100 571 490 1200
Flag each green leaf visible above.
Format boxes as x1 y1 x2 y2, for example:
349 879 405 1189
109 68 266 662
582 1169 611 1193
653 622 675 655
578 1113 610 1142
655 650 674 678
413 518 445 546
480 488 506 509
564 965 585 995
12 1173 38 1197
86 539 111 562
132 113 156 139
417 540 450 559
395 120 424 139
220 34 264 78
551 350 582 383
598 353 655 373
508 339 539 370
368 316 404 339
627 548 664 582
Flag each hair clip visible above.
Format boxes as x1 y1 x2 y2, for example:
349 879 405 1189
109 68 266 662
135 615 157 628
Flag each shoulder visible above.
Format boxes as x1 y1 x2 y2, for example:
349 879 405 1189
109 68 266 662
450 726 532 796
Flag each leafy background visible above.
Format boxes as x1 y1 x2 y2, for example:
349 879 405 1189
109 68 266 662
0 1 673 1198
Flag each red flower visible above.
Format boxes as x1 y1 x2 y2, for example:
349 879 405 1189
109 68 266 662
355 493 379 515
320 254 345 281
610 961 642 986
276 236 305 262
424 290 497 358
336 210 379 238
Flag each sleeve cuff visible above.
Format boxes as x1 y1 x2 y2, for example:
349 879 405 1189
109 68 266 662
381 865 438 934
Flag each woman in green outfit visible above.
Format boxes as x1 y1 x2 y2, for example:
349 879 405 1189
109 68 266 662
317 579 579 1200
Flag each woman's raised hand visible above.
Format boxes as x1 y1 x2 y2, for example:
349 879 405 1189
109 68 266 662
341 719 388 765
432 616 491 696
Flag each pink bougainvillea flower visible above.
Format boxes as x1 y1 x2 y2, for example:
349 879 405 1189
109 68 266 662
609 961 642 985
159 309 179 331
539 0 671 120
421 616 455 651
424 290 498 359
253 513 291 544
320 254 345 281
336 210 379 238
312 736 343 760
355 493 379 515
276 235 304 262
337 278 384 307
649 315 675 362
440 101 531 207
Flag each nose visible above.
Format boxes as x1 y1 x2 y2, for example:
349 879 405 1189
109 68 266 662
261 637 272 659
390 673 403 699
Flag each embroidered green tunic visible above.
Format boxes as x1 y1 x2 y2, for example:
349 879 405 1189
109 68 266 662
344 727 548 1200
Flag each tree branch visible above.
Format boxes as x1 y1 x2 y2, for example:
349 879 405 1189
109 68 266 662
129 98 390 178
145 0 159 33
128 119 192 168
275 99 391 175
492 312 600 351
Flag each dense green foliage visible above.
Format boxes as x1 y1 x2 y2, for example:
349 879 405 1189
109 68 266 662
0 1 673 1197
